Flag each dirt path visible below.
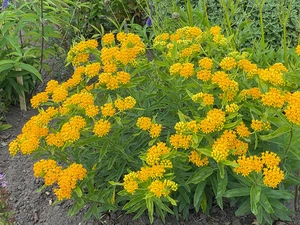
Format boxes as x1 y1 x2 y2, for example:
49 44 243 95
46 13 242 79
0 106 299 225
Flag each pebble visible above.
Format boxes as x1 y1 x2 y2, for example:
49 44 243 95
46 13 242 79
232 218 241 225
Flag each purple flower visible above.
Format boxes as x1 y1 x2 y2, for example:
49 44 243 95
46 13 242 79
2 0 8 10
0 174 3 180
146 17 152 27
1 181 7 187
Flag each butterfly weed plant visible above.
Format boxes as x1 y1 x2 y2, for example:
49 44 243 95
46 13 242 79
8 25 300 225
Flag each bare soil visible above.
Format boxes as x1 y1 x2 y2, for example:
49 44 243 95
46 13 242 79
0 106 299 225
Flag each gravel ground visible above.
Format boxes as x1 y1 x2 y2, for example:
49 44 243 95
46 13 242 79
0 106 299 225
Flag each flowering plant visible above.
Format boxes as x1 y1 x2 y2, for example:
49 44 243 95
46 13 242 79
9 25 300 224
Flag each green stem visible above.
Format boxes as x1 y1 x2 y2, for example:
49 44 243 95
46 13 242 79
258 2 265 50
284 126 293 155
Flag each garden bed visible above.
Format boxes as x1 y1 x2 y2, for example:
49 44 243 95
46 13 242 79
0 105 298 225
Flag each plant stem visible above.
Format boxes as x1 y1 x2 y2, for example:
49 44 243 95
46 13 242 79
40 0 45 74
258 1 265 51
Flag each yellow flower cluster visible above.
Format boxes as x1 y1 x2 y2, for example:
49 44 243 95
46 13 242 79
93 119 111 137
169 63 194 78
240 87 261 100
31 92 49 108
169 134 193 149
225 103 239 113
192 92 214 106
296 45 300 56
188 150 209 167
67 39 98 66
97 71 131 90
235 122 251 138
136 117 162 138
85 63 101 77
219 57 236 71
284 92 300 125
146 142 171 166
196 69 211 82
101 103 116 117
198 57 213 70
9 107 59 155
114 96 136 111
237 59 257 76
261 88 285 108
33 159 87 200
148 179 178 198
199 109 226 133
211 130 237 162
123 142 177 197
209 26 227 44
212 71 239 93
180 44 200 58
54 163 87 200
174 121 200 134
251 120 270 132
102 33 115 45
257 68 285 86
235 151 284 188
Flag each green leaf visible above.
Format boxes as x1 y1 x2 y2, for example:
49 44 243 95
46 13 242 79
196 148 211 157
123 195 144 210
260 193 274 214
235 199 251 216
74 186 82 197
223 187 250 198
187 167 214 184
259 126 290 141
222 160 238 168
17 63 42 81
193 181 206 212
146 197 154 224
264 189 293 200
250 185 261 215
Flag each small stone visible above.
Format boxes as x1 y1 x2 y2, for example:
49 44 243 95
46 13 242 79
45 191 50 196
232 218 241 225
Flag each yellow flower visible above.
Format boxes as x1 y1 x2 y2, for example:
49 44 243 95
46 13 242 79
33 159 62 186
45 80 59 93
149 124 162 138
85 105 99 117
263 166 284 188
169 134 193 149
72 53 89 66
234 155 263 176
235 122 251 138
103 63 117 73
199 109 226 133
146 142 171 166
116 71 130 84
136 117 152 131
52 86 68 103
210 26 221 35
198 57 213 70
188 150 209 167
85 63 101 77
101 103 116 117
93 119 111 137
284 92 300 125
219 57 237 71
46 133 64 147
196 69 211 82
170 63 182 76
192 92 214 105
102 33 115 45
261 88 285 108
251 120 264 132
247 87 261 99
180 63 194 78
114 96 136 111
225 103 239 113
123 172 138 194
261 151 281 168
296 45 300 56
232 140 248 155
30 92 49 108
148 180 168 198
54 163 87 200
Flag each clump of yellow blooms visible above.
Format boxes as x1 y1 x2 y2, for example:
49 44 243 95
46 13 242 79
170 62 194 78
102 33 115 45
219 57 237 71
261 88 285 108
188 150 209 167
136 117 162 138
225 103 239 113
196 69 211 81
199 109 226 133
93 119 111 137
148 179 178 198
170 134 193 149
114 96 136 111
198 57 213 70
284 92 300 125
296 45 300 56
251 120 270 132
192 92 214 106
235 151 284 188
33 159 87 200
235 122 251 138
